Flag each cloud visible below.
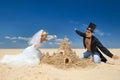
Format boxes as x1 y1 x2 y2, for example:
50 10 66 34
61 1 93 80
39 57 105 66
47 35 57 40
55 38 63 42
0 42 3 45
4 35 58 45
47 37 72 46
12 40 17 43
55 38 63 45
4 35 72 48
4 36 31 44
106 33 111 36
95 29 104 36
5 36 17 40
47 37 63 45
48 42 53 45
4 34 57 42
82 24 87 28
5 36 31 41
18 36 31 41
95 29 111 36
47 35 65 45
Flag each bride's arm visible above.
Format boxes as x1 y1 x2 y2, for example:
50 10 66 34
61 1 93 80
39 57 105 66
34 44 41 49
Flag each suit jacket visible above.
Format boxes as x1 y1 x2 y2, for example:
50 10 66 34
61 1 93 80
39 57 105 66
75 29 113 62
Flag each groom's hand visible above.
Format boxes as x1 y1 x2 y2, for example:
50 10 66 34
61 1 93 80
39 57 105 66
112 55 119 60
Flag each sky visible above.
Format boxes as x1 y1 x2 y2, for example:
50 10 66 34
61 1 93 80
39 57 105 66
0 0 120 48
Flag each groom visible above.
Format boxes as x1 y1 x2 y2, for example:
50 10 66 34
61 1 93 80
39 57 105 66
75 22 119 63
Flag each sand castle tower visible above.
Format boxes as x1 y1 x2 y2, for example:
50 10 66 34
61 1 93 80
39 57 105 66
57 37 72 55
58 37 71 51
57 37 77 64
41 37 94 69
42 37 78 64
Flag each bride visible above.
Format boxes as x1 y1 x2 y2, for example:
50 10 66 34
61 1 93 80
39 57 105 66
0 29 48 67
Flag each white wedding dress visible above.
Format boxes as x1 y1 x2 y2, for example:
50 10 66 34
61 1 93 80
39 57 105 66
0 44 42 67
0 30 46 67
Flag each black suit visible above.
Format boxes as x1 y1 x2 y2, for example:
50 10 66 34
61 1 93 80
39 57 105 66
75 29 113 62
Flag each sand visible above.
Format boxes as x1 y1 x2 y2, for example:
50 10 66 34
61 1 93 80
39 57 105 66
0 49 120 80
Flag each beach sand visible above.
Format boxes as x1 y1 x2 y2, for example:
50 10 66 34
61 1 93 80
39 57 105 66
0 49 120 80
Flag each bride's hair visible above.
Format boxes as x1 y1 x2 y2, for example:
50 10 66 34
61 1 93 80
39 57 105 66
41 31 48 36
28 30 48 45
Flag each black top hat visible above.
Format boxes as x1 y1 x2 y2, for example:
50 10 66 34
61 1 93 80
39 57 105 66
87 22 96 32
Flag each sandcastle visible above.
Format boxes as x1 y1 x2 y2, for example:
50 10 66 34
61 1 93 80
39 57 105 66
41 37 95 69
